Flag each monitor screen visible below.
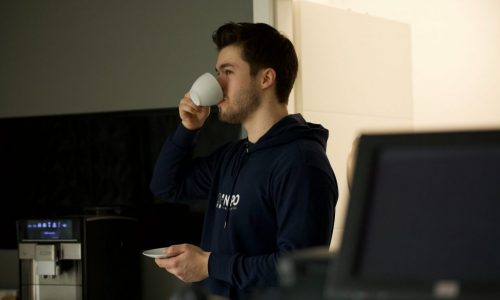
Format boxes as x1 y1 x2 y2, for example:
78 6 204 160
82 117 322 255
326 130 500 300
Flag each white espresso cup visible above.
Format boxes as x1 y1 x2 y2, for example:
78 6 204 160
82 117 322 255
189 72 223 106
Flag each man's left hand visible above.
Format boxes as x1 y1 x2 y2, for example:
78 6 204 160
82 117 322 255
155 243 211 283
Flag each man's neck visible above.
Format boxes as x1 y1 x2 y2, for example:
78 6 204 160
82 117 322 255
243 101 288 143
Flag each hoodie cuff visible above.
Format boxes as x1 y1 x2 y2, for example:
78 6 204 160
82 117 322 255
171 123 200 147
208 252 234 284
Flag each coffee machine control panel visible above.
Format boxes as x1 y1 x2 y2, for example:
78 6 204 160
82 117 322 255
18 219 81 242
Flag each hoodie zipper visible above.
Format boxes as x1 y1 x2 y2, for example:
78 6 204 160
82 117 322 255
224 142 249 229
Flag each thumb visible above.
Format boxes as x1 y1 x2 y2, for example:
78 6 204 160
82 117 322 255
165 244 186 257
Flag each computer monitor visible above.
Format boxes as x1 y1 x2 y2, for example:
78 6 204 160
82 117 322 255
325 129 500 300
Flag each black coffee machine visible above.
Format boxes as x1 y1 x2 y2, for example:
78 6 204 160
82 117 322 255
17 207 140 300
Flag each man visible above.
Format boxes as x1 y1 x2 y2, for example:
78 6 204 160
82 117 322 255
150 22 338 299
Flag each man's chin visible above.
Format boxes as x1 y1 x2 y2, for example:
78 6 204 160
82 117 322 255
218 111 242 125
218 115 240 125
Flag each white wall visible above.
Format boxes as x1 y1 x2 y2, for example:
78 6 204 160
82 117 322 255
292 1 414 251
273 0 500 250
297 0 500 130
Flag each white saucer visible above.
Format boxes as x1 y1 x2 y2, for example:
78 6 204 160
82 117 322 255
142 247 168 258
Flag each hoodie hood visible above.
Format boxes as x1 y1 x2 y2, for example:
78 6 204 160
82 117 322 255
249 113 329 153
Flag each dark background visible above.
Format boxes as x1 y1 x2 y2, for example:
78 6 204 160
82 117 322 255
0 108 241 249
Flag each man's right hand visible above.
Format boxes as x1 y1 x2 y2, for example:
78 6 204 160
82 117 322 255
179 93 210 130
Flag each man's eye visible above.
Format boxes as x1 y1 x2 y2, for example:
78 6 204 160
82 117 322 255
225 70 232 75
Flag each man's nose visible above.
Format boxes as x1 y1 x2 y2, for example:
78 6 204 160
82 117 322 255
217 77 226 91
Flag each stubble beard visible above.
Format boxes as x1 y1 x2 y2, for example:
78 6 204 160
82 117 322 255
218 83 261 124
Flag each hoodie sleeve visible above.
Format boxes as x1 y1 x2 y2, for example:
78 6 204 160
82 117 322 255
208 252 281 290
208 161 338 291
150 124 216 202
273 162 338 250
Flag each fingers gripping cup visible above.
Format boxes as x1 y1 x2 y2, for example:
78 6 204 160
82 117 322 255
189 73 223 106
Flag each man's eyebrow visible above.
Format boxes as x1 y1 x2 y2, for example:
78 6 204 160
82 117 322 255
215 63 234 72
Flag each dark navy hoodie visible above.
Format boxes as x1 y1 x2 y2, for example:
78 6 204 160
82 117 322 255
150 114 338 299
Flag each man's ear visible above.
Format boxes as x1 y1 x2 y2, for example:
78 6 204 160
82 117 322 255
259 68 276 90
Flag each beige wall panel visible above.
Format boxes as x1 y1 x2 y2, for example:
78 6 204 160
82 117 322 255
330 228 344 252
297 1 412 119
301 0 500 129
303 111 412 240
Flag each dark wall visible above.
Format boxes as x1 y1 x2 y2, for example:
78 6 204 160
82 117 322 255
0 0 253 117
0 108 241 248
